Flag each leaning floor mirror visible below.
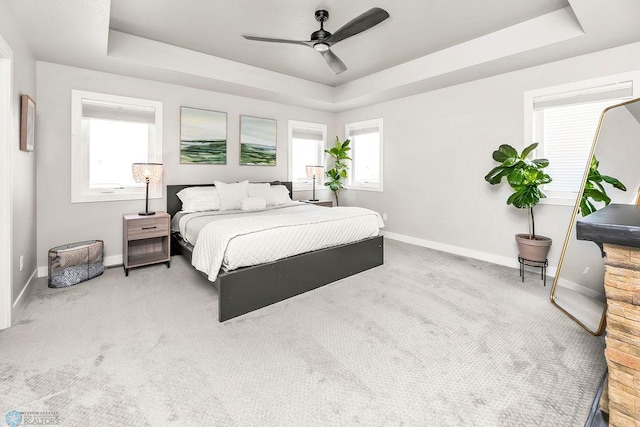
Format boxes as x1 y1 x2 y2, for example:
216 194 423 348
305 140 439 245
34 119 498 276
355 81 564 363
551 96 640 335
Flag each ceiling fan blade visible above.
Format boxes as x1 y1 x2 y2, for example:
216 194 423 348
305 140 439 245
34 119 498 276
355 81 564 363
320 49 347 74
324 7 389 45
242 35 312 47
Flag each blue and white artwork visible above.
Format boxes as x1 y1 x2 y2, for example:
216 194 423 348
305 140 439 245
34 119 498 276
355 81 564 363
240 115 276 166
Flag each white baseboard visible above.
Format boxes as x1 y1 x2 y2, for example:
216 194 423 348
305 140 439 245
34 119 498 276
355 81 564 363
381 230 558 278
103 254 123 268
37 254 124 278
12 268 37 321
32 233 600 302
555 279 605 300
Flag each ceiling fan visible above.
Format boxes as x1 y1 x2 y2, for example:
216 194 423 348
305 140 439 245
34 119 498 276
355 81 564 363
242 8 390 75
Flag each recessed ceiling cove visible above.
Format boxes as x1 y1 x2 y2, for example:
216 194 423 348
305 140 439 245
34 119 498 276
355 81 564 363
108 0 569 85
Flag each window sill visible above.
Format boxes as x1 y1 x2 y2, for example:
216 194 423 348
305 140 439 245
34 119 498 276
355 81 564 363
346 185 383 192
292 182 323 191
71 190 162 204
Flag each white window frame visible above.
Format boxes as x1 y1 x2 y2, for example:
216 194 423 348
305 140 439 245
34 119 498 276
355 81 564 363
71 90 163 203
287 120 327 191
524 72 640 206
345 118 384 192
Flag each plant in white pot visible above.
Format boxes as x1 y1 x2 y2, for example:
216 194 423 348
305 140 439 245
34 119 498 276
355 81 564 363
484 143 553 262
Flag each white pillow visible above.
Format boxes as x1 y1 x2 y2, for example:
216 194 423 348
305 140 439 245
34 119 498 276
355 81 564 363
240 197 267 211
248 183 275 206
271 185 292 205
214 180 249 211
176 186 220 212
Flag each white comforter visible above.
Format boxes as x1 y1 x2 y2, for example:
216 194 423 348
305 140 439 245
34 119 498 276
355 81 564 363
188 204 384 281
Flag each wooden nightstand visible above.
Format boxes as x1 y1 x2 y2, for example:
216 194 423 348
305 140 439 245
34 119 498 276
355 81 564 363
123 212 171 276
301 200 334 207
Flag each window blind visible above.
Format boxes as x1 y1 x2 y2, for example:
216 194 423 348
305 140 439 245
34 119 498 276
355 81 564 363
82 99 156 124
348 126 379 137
533 81 633 110
292 128 323 141
541 98 630 193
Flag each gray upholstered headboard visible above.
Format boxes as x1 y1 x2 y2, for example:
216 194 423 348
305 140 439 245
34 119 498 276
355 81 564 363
166 181 293 218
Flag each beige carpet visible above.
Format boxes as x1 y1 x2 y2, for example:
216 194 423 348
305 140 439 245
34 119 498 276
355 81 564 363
0 239 605 426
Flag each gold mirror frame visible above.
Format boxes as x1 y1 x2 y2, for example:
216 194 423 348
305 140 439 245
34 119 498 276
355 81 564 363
550 97 640 335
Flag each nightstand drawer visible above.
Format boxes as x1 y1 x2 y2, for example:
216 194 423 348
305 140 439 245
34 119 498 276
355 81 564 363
127 216 169 240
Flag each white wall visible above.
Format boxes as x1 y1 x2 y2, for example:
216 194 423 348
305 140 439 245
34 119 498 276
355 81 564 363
35 62 335 270
0 0 38 317
34 41 640 279
335 42 640 271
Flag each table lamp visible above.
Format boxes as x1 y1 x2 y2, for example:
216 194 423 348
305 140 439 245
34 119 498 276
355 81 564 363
132 163 163 215
305 165 324 202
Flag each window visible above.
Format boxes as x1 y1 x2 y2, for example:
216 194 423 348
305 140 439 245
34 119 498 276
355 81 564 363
526 77 637 205
288 120 327 189
345 118 383 191
71 91 163 203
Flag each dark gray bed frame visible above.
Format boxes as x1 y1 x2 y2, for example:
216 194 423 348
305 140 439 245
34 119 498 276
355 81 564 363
167 182 384 322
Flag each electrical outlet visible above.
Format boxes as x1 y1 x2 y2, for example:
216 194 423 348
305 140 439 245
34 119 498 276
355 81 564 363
19 255 24 272
382 213 388 221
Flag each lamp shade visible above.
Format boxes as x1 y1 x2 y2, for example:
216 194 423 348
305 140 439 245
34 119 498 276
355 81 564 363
305 165 324 181
132 163 163 184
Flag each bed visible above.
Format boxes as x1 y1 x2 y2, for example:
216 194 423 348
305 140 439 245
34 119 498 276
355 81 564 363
167 181 384 322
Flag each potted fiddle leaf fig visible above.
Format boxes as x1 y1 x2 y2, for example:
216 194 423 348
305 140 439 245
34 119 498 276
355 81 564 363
580 155 627 217
324 137 351 206
485 143 553 262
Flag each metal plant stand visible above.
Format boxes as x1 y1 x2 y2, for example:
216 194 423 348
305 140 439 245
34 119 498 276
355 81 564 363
518 255 548 286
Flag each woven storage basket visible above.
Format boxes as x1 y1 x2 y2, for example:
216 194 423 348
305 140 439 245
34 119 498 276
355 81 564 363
48 240 104 288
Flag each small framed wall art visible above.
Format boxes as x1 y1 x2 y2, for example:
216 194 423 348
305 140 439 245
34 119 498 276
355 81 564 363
240 115 276 166
20 95 35 152
180 106 227 164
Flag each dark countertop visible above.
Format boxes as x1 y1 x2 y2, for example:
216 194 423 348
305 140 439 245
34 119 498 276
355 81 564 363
576 204 640 249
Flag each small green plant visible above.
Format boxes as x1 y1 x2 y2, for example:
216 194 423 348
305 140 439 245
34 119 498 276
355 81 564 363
324 137 351 206
484 143 552 239
580 156 626 217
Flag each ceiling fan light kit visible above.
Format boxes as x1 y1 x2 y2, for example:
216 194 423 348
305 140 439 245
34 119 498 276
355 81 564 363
242 7 390 74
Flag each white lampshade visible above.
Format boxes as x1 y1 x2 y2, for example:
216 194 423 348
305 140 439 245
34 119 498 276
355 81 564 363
132 163 163 184
305 165 324 181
